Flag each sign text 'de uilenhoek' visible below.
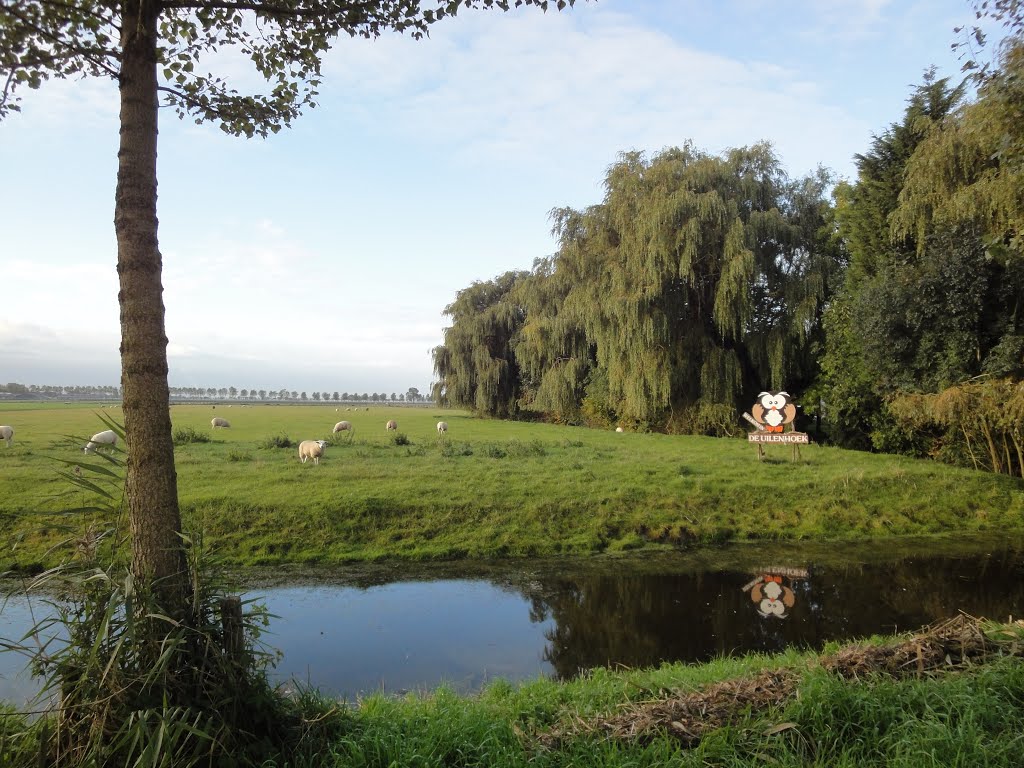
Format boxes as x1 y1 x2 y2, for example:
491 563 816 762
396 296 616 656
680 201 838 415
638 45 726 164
747 431 809 444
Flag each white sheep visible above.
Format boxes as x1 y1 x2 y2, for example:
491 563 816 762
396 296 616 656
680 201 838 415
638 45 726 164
385 419 398 431
436 421 448 435
333 421 353 434
615 427 624 433
298 439 328 465
211 417 231 428
84 429 117 453
0 425 13 447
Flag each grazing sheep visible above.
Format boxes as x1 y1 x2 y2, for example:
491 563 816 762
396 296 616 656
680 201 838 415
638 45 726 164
84 429 117 453
333 421 353 434
386 419 397 431
615 427 624 433
436 421 448 435
298 439 328 465
0 425 13 447
211 417 230 428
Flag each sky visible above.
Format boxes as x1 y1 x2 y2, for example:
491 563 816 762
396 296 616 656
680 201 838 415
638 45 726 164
0 0 994 395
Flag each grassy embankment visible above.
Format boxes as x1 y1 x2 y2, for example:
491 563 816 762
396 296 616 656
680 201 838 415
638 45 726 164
0 402 1022 570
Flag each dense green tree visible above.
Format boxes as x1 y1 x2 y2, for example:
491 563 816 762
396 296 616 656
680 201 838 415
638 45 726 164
821 60 1024 453
820 75 967 449
436 143 840 429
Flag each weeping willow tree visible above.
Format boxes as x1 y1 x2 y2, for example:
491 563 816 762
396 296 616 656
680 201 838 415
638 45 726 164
511 253 593 421
432 271 527 417
434 142 838 428
545 142 838 428
894 40 1024 265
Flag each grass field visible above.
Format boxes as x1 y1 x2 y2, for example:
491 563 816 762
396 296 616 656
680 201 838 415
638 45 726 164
0 402 1022 570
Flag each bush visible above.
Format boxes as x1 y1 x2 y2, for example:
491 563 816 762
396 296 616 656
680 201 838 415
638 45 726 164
257 434 294 449
390 432 411 446
505 439 547 458
439 441 474 457
481 443 507 458
172 426 211 445
665 402 742 437
326 431 354 447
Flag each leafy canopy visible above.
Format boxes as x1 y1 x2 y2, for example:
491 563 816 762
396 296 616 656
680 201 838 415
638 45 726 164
1 0 574 133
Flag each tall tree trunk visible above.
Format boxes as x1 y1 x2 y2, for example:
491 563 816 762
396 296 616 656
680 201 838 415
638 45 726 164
116 0 187 613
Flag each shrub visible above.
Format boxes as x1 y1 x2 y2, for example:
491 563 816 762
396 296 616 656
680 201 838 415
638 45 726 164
326 431 354 447
481 443 507 458
439 441 474 457
890 378 1024 477
172 426 211 445
257 434 294 449
506 439 547 458
390 432 411 446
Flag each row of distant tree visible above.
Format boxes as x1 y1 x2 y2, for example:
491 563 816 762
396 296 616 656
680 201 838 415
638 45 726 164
431 21 1024 478
1 382 429 403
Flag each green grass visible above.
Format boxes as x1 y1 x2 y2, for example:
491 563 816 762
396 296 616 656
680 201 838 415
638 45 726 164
207 637 1024 767
1 403 1022 570
6 621 1024 767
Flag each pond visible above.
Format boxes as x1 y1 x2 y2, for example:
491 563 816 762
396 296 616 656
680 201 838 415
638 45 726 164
3 534 1023 708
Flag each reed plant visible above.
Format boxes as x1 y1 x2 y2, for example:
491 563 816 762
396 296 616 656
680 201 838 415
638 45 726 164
0 417 348 767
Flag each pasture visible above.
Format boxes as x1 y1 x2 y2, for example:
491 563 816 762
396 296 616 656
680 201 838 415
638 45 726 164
0 402 1022 570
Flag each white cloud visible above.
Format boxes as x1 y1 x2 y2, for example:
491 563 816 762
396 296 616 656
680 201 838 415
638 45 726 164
321 6 868 180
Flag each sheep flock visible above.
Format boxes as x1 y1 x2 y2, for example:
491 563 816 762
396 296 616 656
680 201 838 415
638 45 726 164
5 409 455 468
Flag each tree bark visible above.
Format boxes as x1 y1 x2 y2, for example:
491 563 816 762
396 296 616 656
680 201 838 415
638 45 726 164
116 0 188 612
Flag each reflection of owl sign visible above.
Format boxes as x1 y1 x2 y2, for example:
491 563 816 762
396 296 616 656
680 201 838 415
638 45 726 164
746 575 796 619
751 391 797 433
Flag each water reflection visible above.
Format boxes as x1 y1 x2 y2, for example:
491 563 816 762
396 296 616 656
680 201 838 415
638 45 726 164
2 536 1023 704
742 567 807 619
522 547 1024 679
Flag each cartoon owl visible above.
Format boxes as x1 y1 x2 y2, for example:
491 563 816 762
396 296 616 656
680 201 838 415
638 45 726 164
751 576 796 619
751 391 796 434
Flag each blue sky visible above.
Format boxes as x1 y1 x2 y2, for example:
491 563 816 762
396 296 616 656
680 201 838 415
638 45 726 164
0 0 990 395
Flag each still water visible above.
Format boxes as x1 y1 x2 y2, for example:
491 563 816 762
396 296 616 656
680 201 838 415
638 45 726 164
2 535 1023 707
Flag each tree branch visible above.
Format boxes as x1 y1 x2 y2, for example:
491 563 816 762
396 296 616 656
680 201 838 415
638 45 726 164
159 0 410 24
34 0 121 28
1 3 121 77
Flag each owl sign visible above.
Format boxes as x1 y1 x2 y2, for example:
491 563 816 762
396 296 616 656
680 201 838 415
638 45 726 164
743 390 809 448
751 391 796 433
